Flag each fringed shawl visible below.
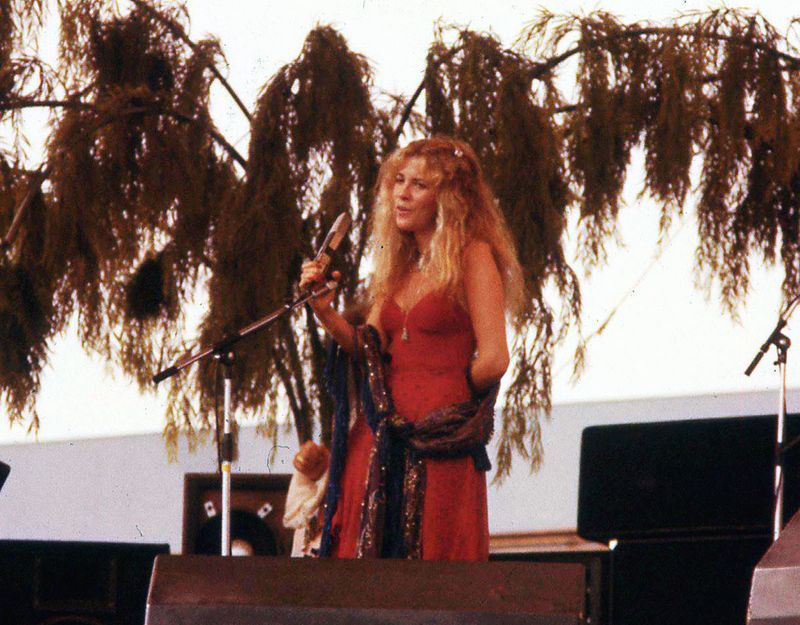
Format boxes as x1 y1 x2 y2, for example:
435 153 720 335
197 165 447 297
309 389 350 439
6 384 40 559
319 325 498 558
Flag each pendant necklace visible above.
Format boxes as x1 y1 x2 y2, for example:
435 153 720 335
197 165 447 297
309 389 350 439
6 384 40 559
401 261 424 342
401 320 410 342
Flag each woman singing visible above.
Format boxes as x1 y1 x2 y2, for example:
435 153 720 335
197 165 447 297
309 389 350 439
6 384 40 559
294 135 523 561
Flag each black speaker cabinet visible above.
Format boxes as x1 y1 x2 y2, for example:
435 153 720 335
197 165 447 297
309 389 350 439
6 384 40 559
0 540 168 625
610 534 771 625
182 472 293 556
579 415 800 541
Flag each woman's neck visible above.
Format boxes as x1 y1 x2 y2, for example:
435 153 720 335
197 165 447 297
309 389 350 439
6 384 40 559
413 228 433 254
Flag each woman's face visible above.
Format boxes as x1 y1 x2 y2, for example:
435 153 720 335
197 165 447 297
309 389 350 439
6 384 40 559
392 156 438 241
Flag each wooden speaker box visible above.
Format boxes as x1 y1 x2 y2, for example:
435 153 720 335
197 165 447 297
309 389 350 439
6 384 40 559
182 473 293 556
146 555 589 624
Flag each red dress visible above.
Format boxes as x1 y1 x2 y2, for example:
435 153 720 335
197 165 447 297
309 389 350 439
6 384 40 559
330 291 490 561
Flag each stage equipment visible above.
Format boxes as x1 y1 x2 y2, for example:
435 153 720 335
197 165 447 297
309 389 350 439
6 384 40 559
0 460 8 492
490 533 609 625
578 415 800 541
748 509 800 625
146 555 589 625
182 472 293 556
0 540 168 625
745 294 800 540
578 417 800 625
153 212 351 555
610 534 770 625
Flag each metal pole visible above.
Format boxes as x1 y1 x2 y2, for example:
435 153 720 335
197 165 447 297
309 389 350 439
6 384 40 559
219 352 235 556
773 335 790 541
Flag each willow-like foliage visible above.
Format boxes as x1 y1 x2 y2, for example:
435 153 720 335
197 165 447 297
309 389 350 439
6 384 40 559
420 10 800 474
517 9 800 314
200 26 387 443
1 0 52 150
425 29 580 474
695 14 800 308
43 6 235 405
5 3 800 477
0 159 52 426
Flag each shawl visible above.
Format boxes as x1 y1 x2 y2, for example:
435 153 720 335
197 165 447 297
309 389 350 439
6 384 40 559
319 325 499 559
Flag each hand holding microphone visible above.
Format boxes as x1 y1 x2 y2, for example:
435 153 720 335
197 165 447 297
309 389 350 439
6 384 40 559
299 261 340 314
299 212 351 315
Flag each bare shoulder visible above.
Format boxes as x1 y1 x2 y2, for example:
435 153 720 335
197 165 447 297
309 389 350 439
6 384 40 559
463 239 499 276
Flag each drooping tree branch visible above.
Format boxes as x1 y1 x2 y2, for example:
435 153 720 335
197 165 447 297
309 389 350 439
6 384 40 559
129 0 253 121
528 25 800 80
0 98 247 165
1 165 49 250
6 3 800 479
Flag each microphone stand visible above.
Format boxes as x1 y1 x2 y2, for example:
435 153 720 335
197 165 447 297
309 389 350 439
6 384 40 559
745 295 800 541
153 280 337 555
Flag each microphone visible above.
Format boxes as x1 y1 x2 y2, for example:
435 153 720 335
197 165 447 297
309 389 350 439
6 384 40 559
308 212 352 285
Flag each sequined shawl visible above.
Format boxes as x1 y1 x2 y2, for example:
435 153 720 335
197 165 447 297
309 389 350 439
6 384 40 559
319 324 498 559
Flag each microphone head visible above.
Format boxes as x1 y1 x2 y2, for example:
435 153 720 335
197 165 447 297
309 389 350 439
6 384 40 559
314 212 352 263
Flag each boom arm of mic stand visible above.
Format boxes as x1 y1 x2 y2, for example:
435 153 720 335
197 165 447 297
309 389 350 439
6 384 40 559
744 294 800 376
152 280 338 385
745 318 788 376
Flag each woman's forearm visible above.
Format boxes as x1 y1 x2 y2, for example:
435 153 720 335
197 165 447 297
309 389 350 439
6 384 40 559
467 350 510 394
315 305 356 353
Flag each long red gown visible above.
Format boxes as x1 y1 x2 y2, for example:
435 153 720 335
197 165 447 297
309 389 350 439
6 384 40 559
330 291 490 561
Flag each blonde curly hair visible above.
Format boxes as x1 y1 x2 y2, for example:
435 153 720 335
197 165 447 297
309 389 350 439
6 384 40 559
369 135 523 315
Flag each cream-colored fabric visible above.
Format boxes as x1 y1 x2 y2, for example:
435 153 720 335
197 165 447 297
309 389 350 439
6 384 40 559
283 468 329 557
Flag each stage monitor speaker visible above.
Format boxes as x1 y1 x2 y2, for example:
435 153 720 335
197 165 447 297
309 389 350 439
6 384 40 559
578 415 800 541
748 510 800 625
610 534 770 625
146 555 589 625
491 549 609 625
182 472 293 556
0 540 168 625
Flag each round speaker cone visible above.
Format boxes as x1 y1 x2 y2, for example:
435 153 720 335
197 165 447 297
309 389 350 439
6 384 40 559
194 509 278 556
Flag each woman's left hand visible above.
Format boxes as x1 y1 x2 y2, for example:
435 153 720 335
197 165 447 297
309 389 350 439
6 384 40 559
292 440 330 481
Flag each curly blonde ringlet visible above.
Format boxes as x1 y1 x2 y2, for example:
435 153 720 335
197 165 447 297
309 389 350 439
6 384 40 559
369 135 524 318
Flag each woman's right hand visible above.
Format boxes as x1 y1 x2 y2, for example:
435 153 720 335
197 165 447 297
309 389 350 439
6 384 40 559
299 260 339 315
